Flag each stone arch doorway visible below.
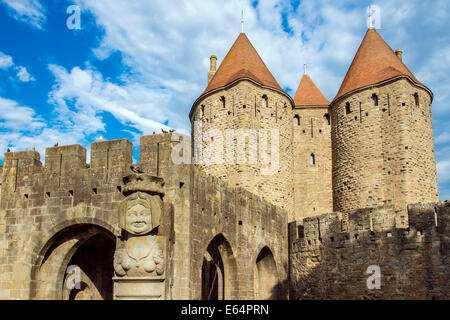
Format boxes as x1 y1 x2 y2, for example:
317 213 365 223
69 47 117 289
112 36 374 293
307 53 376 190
32 224 115 300
254 246 280 299
201 234 237 300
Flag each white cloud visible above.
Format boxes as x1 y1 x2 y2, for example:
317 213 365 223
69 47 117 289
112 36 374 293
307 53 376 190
0 97 44 131
48 64 182 136
437 160 450 185
0 51 36 82
0 52 14 69
1 0 46 29
15 66 35 82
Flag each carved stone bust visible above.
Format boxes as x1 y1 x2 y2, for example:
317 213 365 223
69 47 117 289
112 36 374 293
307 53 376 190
114 191 165 278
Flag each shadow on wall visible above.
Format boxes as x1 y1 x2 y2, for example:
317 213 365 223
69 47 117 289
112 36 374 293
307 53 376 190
288 203 449 300
254 246 282 300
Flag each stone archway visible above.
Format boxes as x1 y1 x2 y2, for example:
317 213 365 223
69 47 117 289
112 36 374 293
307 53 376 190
32 224 115 300
201 234 237 300
254 246 280 299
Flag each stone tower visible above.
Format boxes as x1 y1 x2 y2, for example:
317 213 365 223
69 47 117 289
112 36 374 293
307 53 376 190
189 32 295 218
292 70 333 220
331 28 439 222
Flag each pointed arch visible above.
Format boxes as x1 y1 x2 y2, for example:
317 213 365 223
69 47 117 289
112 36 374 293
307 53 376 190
254 246 280 299
201 234 238 300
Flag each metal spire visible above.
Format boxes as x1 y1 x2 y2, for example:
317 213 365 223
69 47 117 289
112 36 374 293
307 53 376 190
368 5 373 29
241 9 244 33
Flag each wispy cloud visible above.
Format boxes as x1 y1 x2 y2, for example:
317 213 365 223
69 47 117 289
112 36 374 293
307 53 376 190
1 0 46 29
0 51 36 82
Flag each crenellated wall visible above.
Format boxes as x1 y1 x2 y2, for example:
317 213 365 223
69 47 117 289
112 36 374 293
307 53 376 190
289 202 449 299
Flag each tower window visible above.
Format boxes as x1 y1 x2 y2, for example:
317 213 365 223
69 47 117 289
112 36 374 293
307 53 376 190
324 113 330 125
310 153 316 165
414 93 419 107
345 102 351 115
220 96 226 108
293 115 300 126
200 105 205 118
372 94 378 106
262 95 268 108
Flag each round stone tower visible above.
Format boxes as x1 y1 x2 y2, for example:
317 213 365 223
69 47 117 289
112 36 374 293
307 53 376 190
331 28 439 222
189 32 295 219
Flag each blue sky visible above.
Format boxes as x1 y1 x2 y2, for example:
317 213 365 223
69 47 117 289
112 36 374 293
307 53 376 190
0 0 449 200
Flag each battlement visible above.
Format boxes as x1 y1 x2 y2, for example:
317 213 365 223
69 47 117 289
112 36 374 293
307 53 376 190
0 133 190 202
289 202 447 250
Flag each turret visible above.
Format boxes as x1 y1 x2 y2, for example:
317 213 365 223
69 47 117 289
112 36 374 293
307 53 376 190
331 28 438 224
190 33 295 218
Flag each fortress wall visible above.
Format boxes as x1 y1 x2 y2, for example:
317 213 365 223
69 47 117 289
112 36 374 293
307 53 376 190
0 134 189 299
289 202 449 299
189 167 289 300
0 132 282 300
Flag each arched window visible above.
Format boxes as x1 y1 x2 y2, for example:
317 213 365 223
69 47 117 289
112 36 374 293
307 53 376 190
345 102 351 115
310 153 316 165
201 105 205 118
293 115 300 126
413 93 419 107
262 95 268 108
372 94 378 106
220 96 226 108
324 113 330 125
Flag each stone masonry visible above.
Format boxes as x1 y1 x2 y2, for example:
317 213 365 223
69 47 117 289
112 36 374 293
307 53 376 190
292 106 333 220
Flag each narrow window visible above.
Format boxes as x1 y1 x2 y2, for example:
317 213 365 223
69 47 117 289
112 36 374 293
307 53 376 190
345 102 351 115
414 93 419 107
200 105 205 118
324 113 330 125
262 95 268 108
220 96 226 108
293 115 300 126
372 94 378 106
310 153 316 165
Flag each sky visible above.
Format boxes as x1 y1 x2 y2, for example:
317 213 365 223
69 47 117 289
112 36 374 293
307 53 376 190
0 0 449 200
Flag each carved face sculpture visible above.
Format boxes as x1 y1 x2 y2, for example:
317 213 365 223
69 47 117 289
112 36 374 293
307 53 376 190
125 199 152 235
119 192 162 236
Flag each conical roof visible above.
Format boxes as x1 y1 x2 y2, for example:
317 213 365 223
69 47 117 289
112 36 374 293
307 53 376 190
202 33 283 95
333 28 428 102
294 74 330 106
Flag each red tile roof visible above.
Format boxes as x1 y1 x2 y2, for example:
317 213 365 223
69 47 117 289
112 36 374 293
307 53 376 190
202 33 283 96
333 28 428 102
294 74 330 106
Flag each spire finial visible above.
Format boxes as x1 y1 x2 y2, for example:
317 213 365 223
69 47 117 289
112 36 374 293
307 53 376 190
368 5 374 29
241 8 244 33
304 64 307 75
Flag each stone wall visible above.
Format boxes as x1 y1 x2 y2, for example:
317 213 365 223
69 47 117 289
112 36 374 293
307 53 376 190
289 202 449 299
0 133 288 300
331 78 439 223
189 168 288 299
292 106 333 220
191 80 295 220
